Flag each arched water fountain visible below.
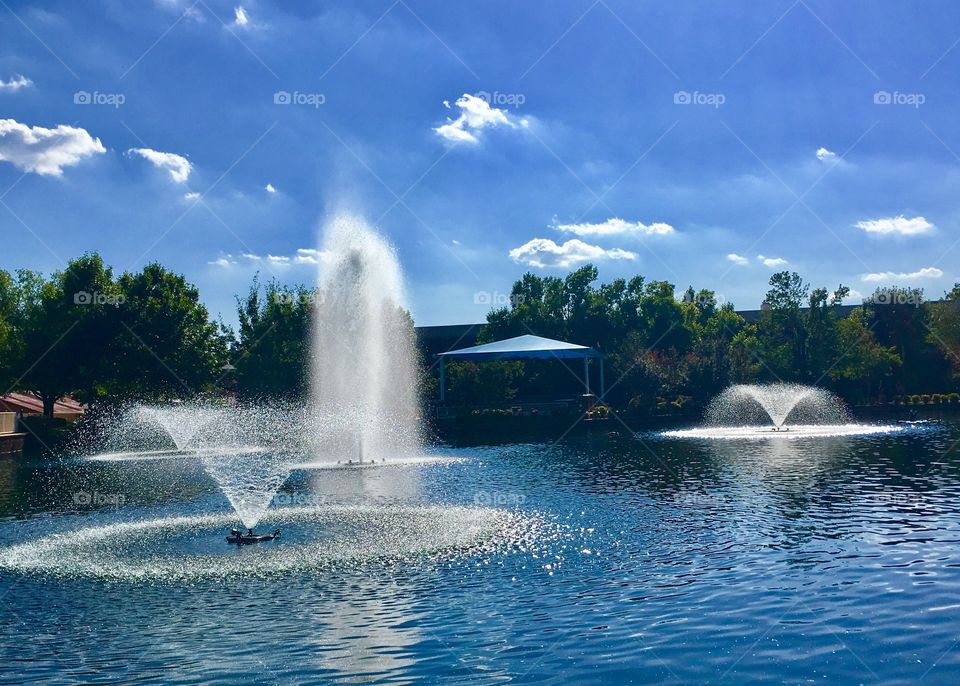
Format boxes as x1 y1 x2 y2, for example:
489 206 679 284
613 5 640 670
1 215 507 580
662 383 901 439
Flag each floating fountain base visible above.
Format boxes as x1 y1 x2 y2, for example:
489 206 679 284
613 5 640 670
226 528 281 545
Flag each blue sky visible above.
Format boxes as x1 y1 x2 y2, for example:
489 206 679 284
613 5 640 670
1 0 958 327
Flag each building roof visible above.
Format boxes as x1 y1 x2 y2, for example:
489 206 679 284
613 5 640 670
0 393 85 416
438 334 602 361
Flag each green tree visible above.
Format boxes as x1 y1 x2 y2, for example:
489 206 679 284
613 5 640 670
109 263 230 399
233 277 313 397
16 255 122 417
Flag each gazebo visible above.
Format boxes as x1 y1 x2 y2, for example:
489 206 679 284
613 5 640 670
436 334 605 402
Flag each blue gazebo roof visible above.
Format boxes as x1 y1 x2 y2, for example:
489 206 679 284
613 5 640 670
437 334 602 361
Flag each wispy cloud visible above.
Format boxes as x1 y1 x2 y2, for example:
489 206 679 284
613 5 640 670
0 119 105 176
509 238 636 268
815 147 836 161
0 75 32 92
555 217 675 237
128 147 192 183
727 253 749 266
855 215 933 236
862 266 943 282
434 93 525 145
233 6 249 27
757 254 788 268
209 248 328 267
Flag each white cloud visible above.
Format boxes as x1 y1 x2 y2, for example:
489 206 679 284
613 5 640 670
815 147 836 161
727 253 749 266
128 147 191 183
434 93 517 145
0 75 32 92
265 183 276 193
293 248 325 264
209 248 329 268
0 119 105 176
555 217 675 237
842 288 863 302
757 254 788 268
509 238 636 268
183 191 200 201
233 6 249 27
855 215 934 236
861 267 943 282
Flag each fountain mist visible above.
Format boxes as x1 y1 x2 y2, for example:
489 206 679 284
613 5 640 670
705 383 849 428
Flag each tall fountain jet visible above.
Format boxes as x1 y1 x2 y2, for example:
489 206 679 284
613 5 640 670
310 215 422 463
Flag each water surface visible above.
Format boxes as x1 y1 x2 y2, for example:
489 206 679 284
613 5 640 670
0 419 958 684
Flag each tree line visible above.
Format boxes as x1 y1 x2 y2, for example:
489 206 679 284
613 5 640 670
1 254 958 418
444 266 960 412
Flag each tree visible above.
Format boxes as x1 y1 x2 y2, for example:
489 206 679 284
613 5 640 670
108 263 230 400
927 283 960 378
233 277 313 397
14 255 123 417
829 309 901 403
757 271 809 380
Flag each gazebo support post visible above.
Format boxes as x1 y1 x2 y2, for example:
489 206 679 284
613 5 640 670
439 356 446 402
583 357 590 395
600 357 605 401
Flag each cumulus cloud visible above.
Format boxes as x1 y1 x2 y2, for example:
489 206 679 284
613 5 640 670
128 147 192 183
855 215 934 236
183 191 200 201
861 267 943 282
209 248 328 268
0 119 105 176
727 253 749 265
233 6 249 27
265 183 276 193
555 217 675 237
509 238 636 268
815 147 836 161
0 75 32 92
757 254 788 268
434 94 522 145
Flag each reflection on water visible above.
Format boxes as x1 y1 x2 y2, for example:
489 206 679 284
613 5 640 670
0 419 959 683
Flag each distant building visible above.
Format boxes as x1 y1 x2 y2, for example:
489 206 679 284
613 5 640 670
0 393 85 420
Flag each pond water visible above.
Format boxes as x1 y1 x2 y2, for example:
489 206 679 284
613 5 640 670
0 418 958 684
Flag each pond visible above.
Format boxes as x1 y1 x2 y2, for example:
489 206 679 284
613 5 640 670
0 418 957 684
